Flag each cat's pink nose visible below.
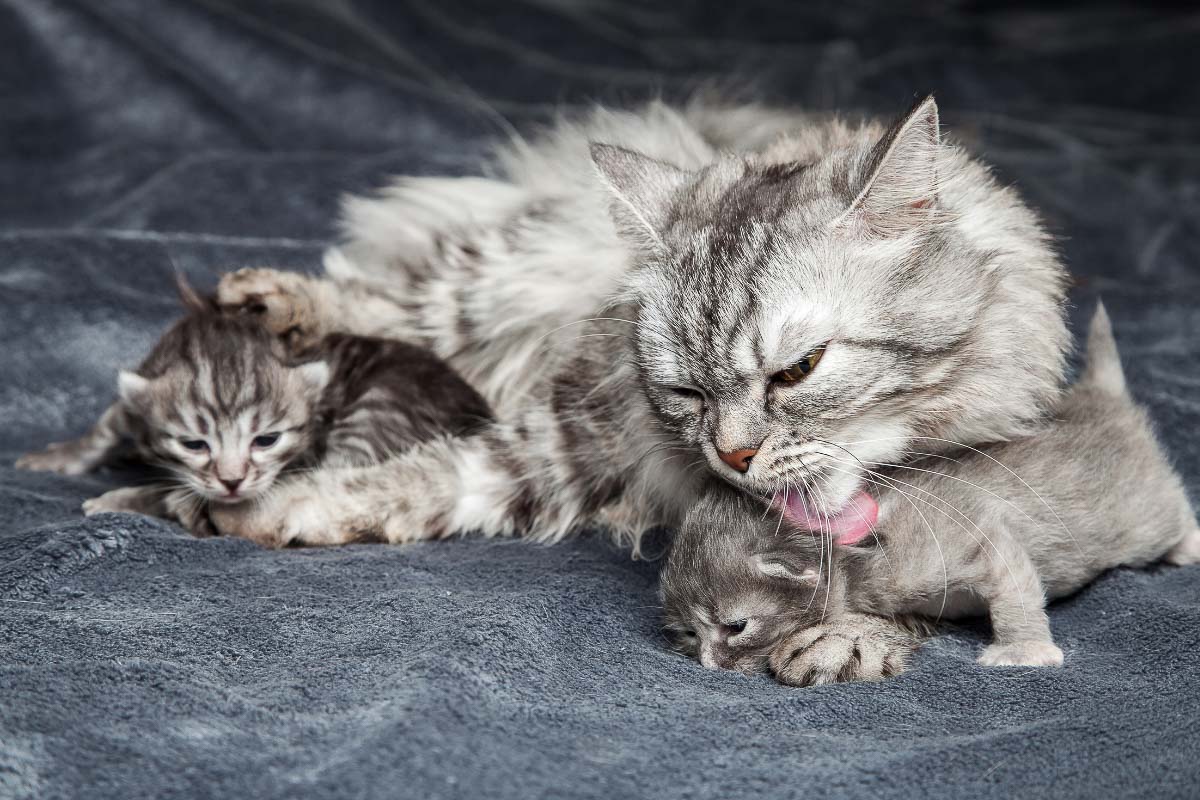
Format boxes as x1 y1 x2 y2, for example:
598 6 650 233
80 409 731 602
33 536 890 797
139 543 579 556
717 447 758 473
219 477 244 493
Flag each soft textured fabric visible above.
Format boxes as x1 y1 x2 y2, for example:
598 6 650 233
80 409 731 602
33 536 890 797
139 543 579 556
2 2 1198 798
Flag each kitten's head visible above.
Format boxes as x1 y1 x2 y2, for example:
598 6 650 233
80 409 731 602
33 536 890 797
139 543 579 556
593 96 1067 533
661 483 829 673
119 311 329 504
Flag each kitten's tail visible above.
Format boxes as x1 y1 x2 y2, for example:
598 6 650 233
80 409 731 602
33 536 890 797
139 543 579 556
1078 301 1128 398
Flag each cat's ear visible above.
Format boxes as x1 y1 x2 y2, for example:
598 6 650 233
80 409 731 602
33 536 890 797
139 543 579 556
590 143 689 244
117 370 152 407
294 361 331 398
839 95 941 236
751 554 818 584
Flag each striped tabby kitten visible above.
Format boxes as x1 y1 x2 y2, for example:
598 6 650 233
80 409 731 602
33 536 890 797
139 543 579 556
16 284 492 540
208 95 1069 572
661 307 1200 684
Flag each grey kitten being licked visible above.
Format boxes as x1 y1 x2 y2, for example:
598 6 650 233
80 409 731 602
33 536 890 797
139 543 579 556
662 306 1200 684
16 277 493 541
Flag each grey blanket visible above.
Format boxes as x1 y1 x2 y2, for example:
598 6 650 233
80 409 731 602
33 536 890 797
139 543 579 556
2 2 1198 798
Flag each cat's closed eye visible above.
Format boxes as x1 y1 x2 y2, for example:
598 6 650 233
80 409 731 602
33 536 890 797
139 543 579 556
771 344 826 385
668 386 705 402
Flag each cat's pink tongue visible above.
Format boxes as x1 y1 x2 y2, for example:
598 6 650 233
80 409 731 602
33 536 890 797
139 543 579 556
776 489 878 546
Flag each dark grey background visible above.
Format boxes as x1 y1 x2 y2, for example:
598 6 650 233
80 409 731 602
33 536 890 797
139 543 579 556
2 1 1198 798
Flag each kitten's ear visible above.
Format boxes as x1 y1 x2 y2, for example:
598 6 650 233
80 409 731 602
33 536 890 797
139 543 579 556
590 143 689 244
839 95 941 236
294 361 331 398
751 554 818 584
117 370 152 407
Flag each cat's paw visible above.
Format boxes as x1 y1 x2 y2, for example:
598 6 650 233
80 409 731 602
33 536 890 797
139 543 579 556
207 491 341 548
769 613 918 687
16 442 92 475
978 640 1064 667
216 267 324 352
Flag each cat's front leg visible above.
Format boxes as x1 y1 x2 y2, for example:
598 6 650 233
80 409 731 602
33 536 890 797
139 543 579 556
768 612 921 687
208 428 611 548
216 267 338 353
207 436 495 548
16 403 128 475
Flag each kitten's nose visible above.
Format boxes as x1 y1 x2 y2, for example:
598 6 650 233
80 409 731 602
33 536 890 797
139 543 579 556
717 447 758 473
219 477 244 493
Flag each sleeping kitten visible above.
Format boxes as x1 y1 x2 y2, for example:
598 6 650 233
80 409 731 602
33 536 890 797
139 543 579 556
662 305 1200 684
16 280 492 540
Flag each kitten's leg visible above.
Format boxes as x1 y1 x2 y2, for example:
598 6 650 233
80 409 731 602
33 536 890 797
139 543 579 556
976 537 1064 667
83 486 218 538
161 489 219 538
207 427 629 548
16 404 129 475
83 485 168 517
769 613 922 687
1165 528 1200 566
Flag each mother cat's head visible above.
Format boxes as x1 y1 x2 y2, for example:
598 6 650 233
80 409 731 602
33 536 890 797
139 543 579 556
591 97 1068 534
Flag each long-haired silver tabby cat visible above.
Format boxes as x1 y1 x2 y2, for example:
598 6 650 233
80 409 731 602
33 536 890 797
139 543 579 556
16 279 492 540
208 95 1070 566
662 306 1200 685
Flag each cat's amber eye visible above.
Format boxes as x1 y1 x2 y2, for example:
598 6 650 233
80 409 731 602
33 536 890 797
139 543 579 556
771 345 826 385
180 439 208 452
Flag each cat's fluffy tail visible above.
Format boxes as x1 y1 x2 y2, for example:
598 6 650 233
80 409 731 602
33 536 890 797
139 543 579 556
1079 301 1128 398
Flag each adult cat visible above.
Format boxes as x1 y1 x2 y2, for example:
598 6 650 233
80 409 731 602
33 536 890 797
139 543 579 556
214 97 1068 677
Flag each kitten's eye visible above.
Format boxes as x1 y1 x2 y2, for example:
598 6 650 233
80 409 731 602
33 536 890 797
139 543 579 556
771 345 827 385
253 432 281 448
180 439 209 452
723 620 748 635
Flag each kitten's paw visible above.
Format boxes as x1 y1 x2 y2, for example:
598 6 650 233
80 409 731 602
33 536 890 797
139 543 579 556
769 613 918 687
978 640 1064 667
216 267 323 351
16 442 92 475
82 487 144 516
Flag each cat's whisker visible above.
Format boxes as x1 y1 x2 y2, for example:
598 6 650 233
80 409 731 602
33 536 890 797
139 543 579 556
818 452 1030 622
831 434 1081 557
820 461 952 621
854 456 1051 539
805 471 837 624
